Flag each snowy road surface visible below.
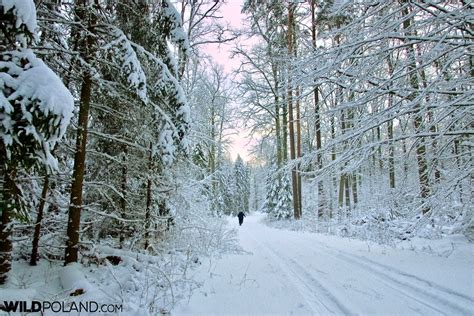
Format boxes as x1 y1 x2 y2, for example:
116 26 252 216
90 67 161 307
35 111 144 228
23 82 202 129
174 214 474 315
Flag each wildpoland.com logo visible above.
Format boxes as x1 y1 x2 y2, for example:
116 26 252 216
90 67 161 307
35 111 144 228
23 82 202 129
1 300 123 314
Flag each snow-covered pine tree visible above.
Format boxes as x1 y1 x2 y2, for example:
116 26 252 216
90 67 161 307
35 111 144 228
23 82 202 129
0 0 74 283
139 0 190 249
261 167 293 219
234 155 250 213
261 167 278 214
62 0 191 261
192 144 207 171
275 172 293 219
217 160 237 216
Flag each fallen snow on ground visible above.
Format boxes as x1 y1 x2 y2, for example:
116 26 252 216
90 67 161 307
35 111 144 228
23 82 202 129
174 213 474 315
1 248 201 315
1 214 472 315
0 217 238 315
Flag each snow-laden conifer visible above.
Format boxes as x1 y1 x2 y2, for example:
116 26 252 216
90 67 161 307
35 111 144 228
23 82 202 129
0 0 73 284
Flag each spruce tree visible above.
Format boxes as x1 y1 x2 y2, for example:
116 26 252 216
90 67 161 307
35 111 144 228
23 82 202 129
262 167 292 219
234 155 250 213
0 0 73 282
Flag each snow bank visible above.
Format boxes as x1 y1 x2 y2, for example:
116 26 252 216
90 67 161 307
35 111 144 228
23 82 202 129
0 288 36 301
59 263 94 295
396 234 473 258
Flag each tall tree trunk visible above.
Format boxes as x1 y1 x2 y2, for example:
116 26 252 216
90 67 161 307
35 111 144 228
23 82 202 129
388 118 395 189
64 0 96 265
296 86 302 218
65 73 92 265
273 63 282 167
330 112 336 214
282 94 288 162
338 100 349 214
330 114 337 218
462 0 474 78
401 1 431 214
344 174 351 216
30 175 49 266
0 143 14 284
144 144 153 250
387 57 396 189
209 104 217 195
351 174 358 207
347 100 356 210
371 128 377 174
376 126 383 171
287 3 300 219
311 0 322 158
314 84 325 217
275 116 282 166
338 174 345 209
252 172 258 211
417 40 441 183
119 146 128 249
288 86 300 219
294 14 302 219
402 135 409 178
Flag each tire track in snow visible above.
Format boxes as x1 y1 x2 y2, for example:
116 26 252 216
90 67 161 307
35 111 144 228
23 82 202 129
335 248 474 303
317 246 474 315
285 240 450 315
253 237 353 315
265 230 469 315
249 237 332 314
282 254 355 316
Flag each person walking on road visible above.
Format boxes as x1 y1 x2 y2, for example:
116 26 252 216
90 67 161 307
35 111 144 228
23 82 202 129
237 212 245 226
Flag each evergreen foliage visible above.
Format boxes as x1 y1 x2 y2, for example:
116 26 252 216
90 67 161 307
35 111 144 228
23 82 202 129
262 168 292 219
234 155 250 213
0 0 73 283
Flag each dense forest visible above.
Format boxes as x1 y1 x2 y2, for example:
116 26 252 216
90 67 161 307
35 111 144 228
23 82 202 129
0 0 472 314
243 0 472 228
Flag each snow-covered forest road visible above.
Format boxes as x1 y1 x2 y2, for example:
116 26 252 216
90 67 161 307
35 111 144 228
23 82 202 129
175 214 474 315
